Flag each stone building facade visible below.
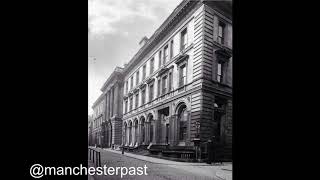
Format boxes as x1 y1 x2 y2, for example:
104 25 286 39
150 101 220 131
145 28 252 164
121 0 232 161
91 94 106 147
100 67 124 149
90 67 124 148
88 115 93 146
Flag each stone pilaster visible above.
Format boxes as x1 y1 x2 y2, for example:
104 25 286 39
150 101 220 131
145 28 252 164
145 122 150 144
131 125 136 147
152 120 158 144
114 83 119 116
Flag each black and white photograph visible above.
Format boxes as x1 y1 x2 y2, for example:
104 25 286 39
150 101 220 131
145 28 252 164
88 0 232 179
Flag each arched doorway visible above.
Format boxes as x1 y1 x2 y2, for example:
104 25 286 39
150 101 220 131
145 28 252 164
177 103 188 145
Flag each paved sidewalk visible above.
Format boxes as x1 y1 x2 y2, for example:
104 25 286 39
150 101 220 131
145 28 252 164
91 147 232 180
103 148 210 166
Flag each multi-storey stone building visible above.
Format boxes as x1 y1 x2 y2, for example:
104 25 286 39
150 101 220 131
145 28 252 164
88 115 93 146
91 94 105 147
100 67 124 149
121 0 232 161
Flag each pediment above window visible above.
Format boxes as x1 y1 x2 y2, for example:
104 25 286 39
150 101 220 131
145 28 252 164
157 67 169 77
175 54 189 65
215 49 232 63
139 83 146 89
146 78 155 84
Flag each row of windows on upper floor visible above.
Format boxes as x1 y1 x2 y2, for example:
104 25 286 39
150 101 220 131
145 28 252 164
124 27 188 96
93 101 105 118
123 62 188 114
93 116 103 129
124 18 230 96
123 51 231 115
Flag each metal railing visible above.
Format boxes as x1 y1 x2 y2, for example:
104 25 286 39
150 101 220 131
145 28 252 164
88 147 101 167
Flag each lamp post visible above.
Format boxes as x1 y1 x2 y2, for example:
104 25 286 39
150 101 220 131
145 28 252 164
192 121 201 162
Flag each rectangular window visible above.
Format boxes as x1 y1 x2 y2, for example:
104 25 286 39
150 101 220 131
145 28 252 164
129 96 133 111
125 100 128 113
158 50 162 67
168 72 172 91
150 58 154 74
141 89 146 105
218 22 225 44
149 84 154 102
179 65 187 87
125 81 128 93
217 62 223 83
180 28 188 51
163 45 168 64
170 40 174 59
135 93 139 109
143 64 146 80
157 79 161 97
136 71 139 86
130 76 133 90
162 76 167 95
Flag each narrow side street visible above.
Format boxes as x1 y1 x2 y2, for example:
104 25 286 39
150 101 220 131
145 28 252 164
88 147 232 180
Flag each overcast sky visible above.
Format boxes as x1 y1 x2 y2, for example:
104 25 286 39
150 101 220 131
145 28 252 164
88 0 183 115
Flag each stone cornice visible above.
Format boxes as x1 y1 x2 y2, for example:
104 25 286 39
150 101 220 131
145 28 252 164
133 88 139 94
123 0 199 74
92 93 105 108
139 83 147 89
101 67 124 92
146 78 155 84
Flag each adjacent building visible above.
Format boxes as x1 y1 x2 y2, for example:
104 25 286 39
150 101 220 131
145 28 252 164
88 115 93 146
121 0 232 161
89 0 232 162
91 67 124 148
91 94 106 147
100 67 124 149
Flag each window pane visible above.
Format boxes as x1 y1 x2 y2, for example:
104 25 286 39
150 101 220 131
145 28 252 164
218 63 222 75
143 65 146 79
183 66 186 76
136 72 139 85
218 26 223 37
159 51 162 67
164 45 168 63
170 40 174 58
150 58 154 73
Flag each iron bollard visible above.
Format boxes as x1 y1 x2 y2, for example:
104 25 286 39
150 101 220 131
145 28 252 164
92 150 95 164
99 152 101 167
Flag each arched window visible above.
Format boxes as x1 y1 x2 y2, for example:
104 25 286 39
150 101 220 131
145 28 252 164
178 104 188 142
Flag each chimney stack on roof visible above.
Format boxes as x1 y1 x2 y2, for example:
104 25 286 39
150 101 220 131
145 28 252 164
139 36 149 47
